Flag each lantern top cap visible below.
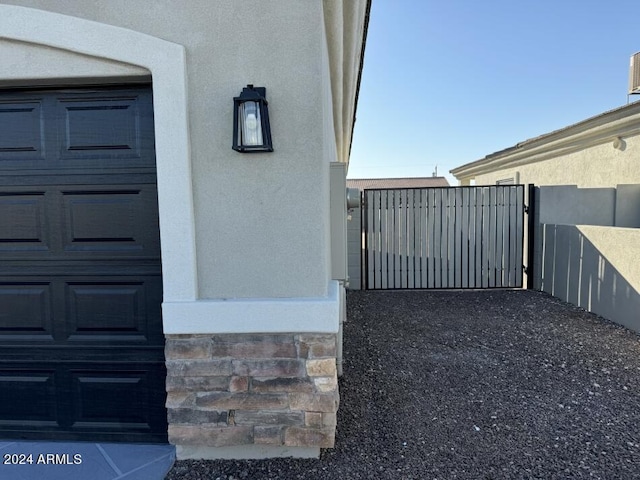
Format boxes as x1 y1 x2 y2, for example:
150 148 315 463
235 85 267 103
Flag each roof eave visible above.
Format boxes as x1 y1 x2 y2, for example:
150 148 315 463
348 0 372 159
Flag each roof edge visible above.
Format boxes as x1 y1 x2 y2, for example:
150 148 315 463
348 0 372 158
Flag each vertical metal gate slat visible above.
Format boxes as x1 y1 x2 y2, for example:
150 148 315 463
467 188 476 288
461 188 469 288
454 188 463 288
379 189 387 289
363 185 525 290
396 189 401 289
481 187 488 288
445 189 452 288
515 187 525 287
495 187 504 287
490 186 497 287
509 186 518 287
477 188 484 288
435 189 442 288
427 189 435 288
365 190 374 289
402 189 409 289
410 190 415 288
420 190 429 288
415 189 420 287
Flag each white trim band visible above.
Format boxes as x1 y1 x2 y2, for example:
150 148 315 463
162 281 341 334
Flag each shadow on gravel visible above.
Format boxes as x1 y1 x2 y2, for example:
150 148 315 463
166 290 640 480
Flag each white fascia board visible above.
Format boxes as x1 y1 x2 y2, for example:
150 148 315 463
163 281 341 334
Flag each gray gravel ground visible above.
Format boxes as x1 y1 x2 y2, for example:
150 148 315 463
166 289 640 479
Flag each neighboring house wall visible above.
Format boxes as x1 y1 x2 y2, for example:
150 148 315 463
471 133 640 188
0 0 368 459
454 102 640 190
451 103 640 333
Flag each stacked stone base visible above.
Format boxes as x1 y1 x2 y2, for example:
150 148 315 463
165 333 339 456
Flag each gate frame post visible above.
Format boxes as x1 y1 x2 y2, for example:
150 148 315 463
526 184 536 290
361 189 368 290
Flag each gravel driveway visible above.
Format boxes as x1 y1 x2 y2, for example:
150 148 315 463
166 289 640 479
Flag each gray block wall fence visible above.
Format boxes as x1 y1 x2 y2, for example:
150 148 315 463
533 184 640 332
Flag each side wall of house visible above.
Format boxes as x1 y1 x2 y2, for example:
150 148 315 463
2 0 331 302
0 0 366 458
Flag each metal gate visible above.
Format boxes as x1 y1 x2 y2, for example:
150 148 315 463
363 185 525 289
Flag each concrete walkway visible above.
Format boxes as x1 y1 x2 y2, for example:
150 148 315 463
0 440 174 480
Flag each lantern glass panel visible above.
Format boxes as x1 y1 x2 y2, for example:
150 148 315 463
240 101 263 147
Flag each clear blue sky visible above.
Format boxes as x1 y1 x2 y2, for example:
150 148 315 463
348 0 640 184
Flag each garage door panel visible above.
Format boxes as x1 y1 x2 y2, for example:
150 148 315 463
0 282 53 338
65 193 137 243
0 89 155 171
0 275 161 344
56 93 155 167
0 369 58 424
71 369 157 427
0 193 47 247
63 102 137 152
0 346 165 363
66 278 162 342
0 100 45 163
62 186 159 255
0 184 160 260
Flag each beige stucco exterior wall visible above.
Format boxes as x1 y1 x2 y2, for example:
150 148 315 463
472 131 640 188
0 0 333 301
0 1 366 458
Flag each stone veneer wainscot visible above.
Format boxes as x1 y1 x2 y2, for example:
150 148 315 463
165 333 339 449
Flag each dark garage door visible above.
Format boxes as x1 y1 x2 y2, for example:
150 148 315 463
0 86 167 443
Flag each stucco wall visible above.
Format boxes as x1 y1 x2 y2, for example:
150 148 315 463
472 131 640 188
0 0 332 300
0 0 366 457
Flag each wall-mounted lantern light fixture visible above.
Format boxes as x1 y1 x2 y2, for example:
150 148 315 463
233 84 273 153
